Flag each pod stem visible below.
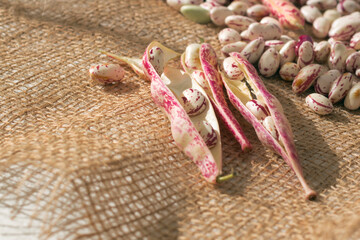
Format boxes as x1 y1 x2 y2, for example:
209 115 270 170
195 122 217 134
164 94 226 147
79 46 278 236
216 168 235 183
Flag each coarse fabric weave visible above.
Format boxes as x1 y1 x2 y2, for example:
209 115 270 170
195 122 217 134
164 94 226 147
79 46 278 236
0 0 359 239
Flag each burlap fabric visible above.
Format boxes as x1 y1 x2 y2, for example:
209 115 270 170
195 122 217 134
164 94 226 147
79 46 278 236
0 0 359 239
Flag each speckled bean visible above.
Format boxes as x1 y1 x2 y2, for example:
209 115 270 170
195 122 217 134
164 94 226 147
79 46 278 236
246 4 269 21
210 6 233 26
218 28 241 45
223 57 244 79
247 22 282 41
265 40 285 51
305 93 333 115
263 116 279 140
344 82 360 110
323 9 341 24
184 43 202 70
279 62 300 81
307 0 337 10
314 41 330 63
279 40 296 66
221 41 248 57
181 88 207 116
297 41 314 69
292 64 328 94
328 72 353 103
196 120 218 149
346 52 360 73
260 17 283 32
312 17 331 39
200 1 221 11
228 1 248 15
329 12 360 41
240 37 265 64
314 69 341 95
280 35 294 43
328 42 347 72
300 5 322 23
245 99 270 120
225 15 256 32
258 48 280 77
350 32 360 50
167 0 203 11
89 64 125 84
337 0 360 14
240 30 251 41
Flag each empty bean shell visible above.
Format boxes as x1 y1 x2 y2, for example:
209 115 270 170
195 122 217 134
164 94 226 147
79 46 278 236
279 62 300 81
305 93 333 115
246 4 269 21
314 69 341 95
323 9 341 24
221 41 248 57
258 48 280 77
181 88 207 116
225 15 256 32
228 1 248 15
297 41 314 69
223 57 244 79
328 72 353 103
89 64 125 84
314 41 330 63
350 32 360 50
248 22 282 41
300 5 322 23
210 6 233 26
279 40 296 66
344 82 360 110
245 99 270 120
196 121 218 149
312 17 331 39
346 52 360 73
218 28 241 45
240 37 265 64
292 64 328 94
263 116 279 140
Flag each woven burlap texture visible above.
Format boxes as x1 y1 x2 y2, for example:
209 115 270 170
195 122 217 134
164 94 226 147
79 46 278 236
0 0 359 239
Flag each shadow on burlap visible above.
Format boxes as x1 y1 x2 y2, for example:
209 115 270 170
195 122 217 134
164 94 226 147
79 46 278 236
0 0 359 239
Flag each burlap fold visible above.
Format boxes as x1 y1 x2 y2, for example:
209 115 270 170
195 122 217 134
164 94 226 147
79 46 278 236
0 0 359 239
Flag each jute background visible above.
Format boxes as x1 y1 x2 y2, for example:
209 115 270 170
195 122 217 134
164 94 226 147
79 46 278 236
0 0 359 239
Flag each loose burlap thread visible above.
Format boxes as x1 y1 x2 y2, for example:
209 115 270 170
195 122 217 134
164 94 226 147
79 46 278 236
0 0 359 239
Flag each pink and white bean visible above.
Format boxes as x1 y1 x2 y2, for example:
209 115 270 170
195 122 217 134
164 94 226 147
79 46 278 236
210 6 234 26
149 47 165 75
297 41 314 69
292 64 328 94
225 15 256 32
314 41 330 63
218 28 241 45
246 4 269 21
328 12 360 41
344 82 360 110
245 99 270 121
328 41 347 72
181 88 207 116
280 35 294 43
300 5 322 23
260 17 283 32
322 9 341 24
314 69 341 95
265 40 285 51
167 0 203 11
263 116 279 139
337 0 360 14
306 0 337 10
200 1 221 11
223 57 244 79
221 41 248 57
196 120 218 148
305 93 333 115
89 64 125 84
328 72 353 103
346 52 360 73
312 17 331 39
279 62 300 81
279 40 296 66
240 37 265 64
240 30 251 41
350 32 360 50
227 1 248 15
258 48 280 77
247 22 281 41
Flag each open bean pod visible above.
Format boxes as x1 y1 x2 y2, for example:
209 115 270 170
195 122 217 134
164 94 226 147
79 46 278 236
220 52 317 200
181 43 252 152
142 41 222 183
